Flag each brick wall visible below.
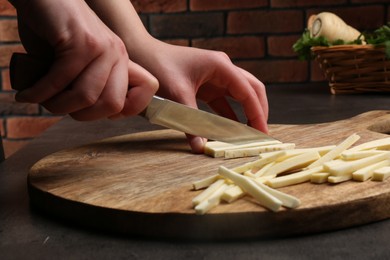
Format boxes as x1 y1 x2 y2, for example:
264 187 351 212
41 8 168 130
0 0 389 158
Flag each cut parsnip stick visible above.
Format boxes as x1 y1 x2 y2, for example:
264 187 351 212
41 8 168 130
308 133 360 169
195 183 229 215
341 150 385 160
232 151 286 173
252 179 300 208
324 152 390 176
352 160 390 182
204 140 282 158
372 166 390 181
348 137 390 152
253 162 275 177
192 179 225 206
218 166 283 212
222 185 244 203
224 143 295 159
275 145 336 162
263 151 321 177
328 175 352 183
310 172 330 184
266 166 323 188
192 174 220 190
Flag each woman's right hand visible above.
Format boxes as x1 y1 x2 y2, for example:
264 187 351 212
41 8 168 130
13 0 158 120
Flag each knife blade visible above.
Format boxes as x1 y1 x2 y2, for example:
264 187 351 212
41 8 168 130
10 53 276 144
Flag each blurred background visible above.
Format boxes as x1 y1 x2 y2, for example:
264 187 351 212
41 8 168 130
0 0 389 158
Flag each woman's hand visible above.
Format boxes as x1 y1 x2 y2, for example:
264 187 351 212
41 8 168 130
13 0 158 120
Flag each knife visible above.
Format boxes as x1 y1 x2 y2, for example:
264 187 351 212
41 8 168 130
9 53 276 144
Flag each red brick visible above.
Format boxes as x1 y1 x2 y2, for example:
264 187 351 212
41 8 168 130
0 19 19 42
235 60 308 83
191 0 267 11
0 118 4 137
150 13 224 38
6 116 62 139
132 0 187 13
267 35 301 57
0 44 25 67
228 10 303 34
0 0 16 16
192 36 265 59
272 0 346 7
0 92 40 115
307 6 385 31
1 68 11 90
2 139 29 158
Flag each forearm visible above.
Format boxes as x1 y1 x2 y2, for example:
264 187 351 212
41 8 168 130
85 0 159 63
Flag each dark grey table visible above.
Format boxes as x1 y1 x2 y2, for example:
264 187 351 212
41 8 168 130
1 83 389 259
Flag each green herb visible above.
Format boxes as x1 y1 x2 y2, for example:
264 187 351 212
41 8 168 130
293 24 390 60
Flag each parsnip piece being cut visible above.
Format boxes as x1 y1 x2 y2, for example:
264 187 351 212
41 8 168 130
308 133 360 169
192 179 225 205
192 174 220 190
218 166 283 212
310 172 330 184
348 137 390 152
195 184 229 215
263 151 321 177
252 179 300 208
341 150 385 160
324 152 390 176
232 151 286 173
372 166 390 181
204 140 282 158
224 143 295 159
266 166 323 188
352 160 390 182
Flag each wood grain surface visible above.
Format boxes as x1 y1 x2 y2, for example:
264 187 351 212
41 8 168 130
28 110 390 240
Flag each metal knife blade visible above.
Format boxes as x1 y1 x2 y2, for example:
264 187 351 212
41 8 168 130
143 96 276 144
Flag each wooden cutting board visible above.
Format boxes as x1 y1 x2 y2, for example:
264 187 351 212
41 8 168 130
28 110 390 240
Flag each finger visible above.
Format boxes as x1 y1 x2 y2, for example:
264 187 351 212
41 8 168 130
15 53 93 104
186 134 206 154
113 60 159 117
69 57 129 121
42 53 116 115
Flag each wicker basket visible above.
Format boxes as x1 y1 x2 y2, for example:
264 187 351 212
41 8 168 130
311 44 390 94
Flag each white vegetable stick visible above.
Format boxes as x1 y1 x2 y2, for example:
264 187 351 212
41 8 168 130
204 140 282 158
263 151 321 177
275 145 336 162
222 185 245 203
352 160 390 182
310 172 330 184
328 175 352 183
253 162 275 177
372 166 390 181
252 179 300 208
192 179 225 205
195 184 229 215
325 152 390 176
232 151 286 173
266 166 323 188
192 174 220 190
224 143 295 159
348 137 390 152
218 166 283 212
340 150 385 160
308 133 360 168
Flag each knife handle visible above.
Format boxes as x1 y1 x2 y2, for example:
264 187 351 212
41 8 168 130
9 52 52 91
